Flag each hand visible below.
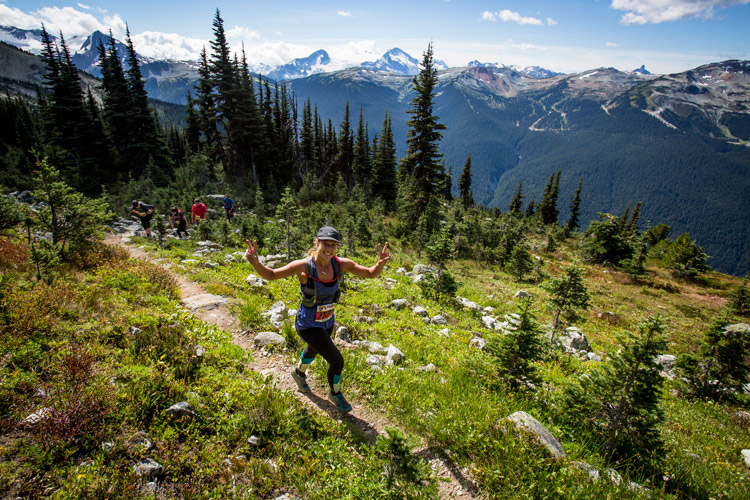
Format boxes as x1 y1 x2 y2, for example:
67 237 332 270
377 242 391 266
245 239 260 265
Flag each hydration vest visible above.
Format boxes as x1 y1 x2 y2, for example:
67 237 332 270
301 256 342 307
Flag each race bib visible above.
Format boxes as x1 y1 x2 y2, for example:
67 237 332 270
314 303 335 322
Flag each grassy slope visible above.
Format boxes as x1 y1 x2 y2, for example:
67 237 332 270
1 230 749 499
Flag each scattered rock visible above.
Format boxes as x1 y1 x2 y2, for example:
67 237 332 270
274 494 302 500
368 341 385 354
413 264 437 275
482 316 498 330
505 411 566 459
733 410 750 428
437 328 451 337
585 352 602 362
483 306 495 315
458 296 481 311
246 274 267 287
133 458 163 479
101 442 114 452
335 326 351 342
386 344 405 365
390 299 409 310
557 327 590 352
254 331 285 347
654 354 676 379
125 431 152 455
514 290 533 299
571 461 600 481
430 315 448 326
354 315 375 325
412 305 429 317
248 435 259 446
742 449 750 469
21 407 52 428
166 401 198 420
366 354 385 369
470 337 486 350
418 363 437 372
183 294 227 311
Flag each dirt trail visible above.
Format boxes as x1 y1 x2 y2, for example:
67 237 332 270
105 232 480 500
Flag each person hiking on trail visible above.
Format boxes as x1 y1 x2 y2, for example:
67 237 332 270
223 194 235 222
191 198 207 226
169 206 189 239
244 226 391 412
130 200 154 238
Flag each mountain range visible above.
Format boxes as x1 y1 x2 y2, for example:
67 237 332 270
1 25 748 276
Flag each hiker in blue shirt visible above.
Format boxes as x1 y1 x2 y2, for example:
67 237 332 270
223 194 235 222
244 226 390 412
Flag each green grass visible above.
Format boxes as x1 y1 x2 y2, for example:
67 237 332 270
2 231 749 499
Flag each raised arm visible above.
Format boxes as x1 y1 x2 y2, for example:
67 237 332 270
341 242 391 279
244 239 306 280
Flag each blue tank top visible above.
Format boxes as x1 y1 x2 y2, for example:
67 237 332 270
295 257 341 330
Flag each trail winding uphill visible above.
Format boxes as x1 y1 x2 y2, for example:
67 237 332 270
104 231 479 500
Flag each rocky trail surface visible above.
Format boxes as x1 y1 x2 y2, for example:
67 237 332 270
104 231 480 500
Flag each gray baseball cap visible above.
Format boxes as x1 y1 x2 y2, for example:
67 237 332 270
317 226 341 243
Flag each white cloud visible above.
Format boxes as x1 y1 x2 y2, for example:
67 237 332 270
606 41 620 47
0 5 43 29
77 3 91 10
481 10 544 25
226 25 261 41
337 10 352 18
611 0 750 25
547 17 558 26
132 31 207 60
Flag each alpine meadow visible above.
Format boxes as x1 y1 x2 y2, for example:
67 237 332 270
2 8 750 500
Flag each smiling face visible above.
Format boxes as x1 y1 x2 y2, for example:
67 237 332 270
315 238 339 260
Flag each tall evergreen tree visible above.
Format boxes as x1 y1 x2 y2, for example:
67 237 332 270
370 112 397 209
398 43 447 228
352 107 371 192
458 155 474 208
539 169 561 225
509 181 524 215
566 177 583 234
335 102 354 188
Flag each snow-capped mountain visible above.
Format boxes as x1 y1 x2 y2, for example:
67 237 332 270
362 48 419 75
468 60 562 79
266 49 331 81
632 64 651 75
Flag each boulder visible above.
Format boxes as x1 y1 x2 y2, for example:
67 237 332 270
366 354 385 369
335 326 351 342
413 264 436 275
412 305 429 317
390 299 409 310
483 306 495 315
368 341 385 354
470 337 486 350
246 274 267 287
458 296 481 311
742 449 750 469
21 407 52 428
585 352 602 362
430 315 448 326
386 344 405 365
437 328 451 337
133 458 163 479
558 327 590 352
254 331 285 347
654 354 676 379
166 401 198 420
506 411 566 459
514 290 533 299
482 316 497 330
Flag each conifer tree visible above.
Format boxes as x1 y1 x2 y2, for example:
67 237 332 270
458 155 473 209
398 43 446 228
676 318 750 400
193 48 221 168
565 177 582 234
538 169 561 225
487 299 547 388
558 316 668 465
352 107 371 191
335 102 354 188
663 232 709 279
370 112 397 209
542 261 591 334
509 181 524 215
505 241 534 282
525 194 536 218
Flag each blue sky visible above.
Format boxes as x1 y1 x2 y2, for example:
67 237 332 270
1 0 749 74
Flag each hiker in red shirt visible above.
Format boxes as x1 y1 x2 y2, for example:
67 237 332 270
191 198 207 226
